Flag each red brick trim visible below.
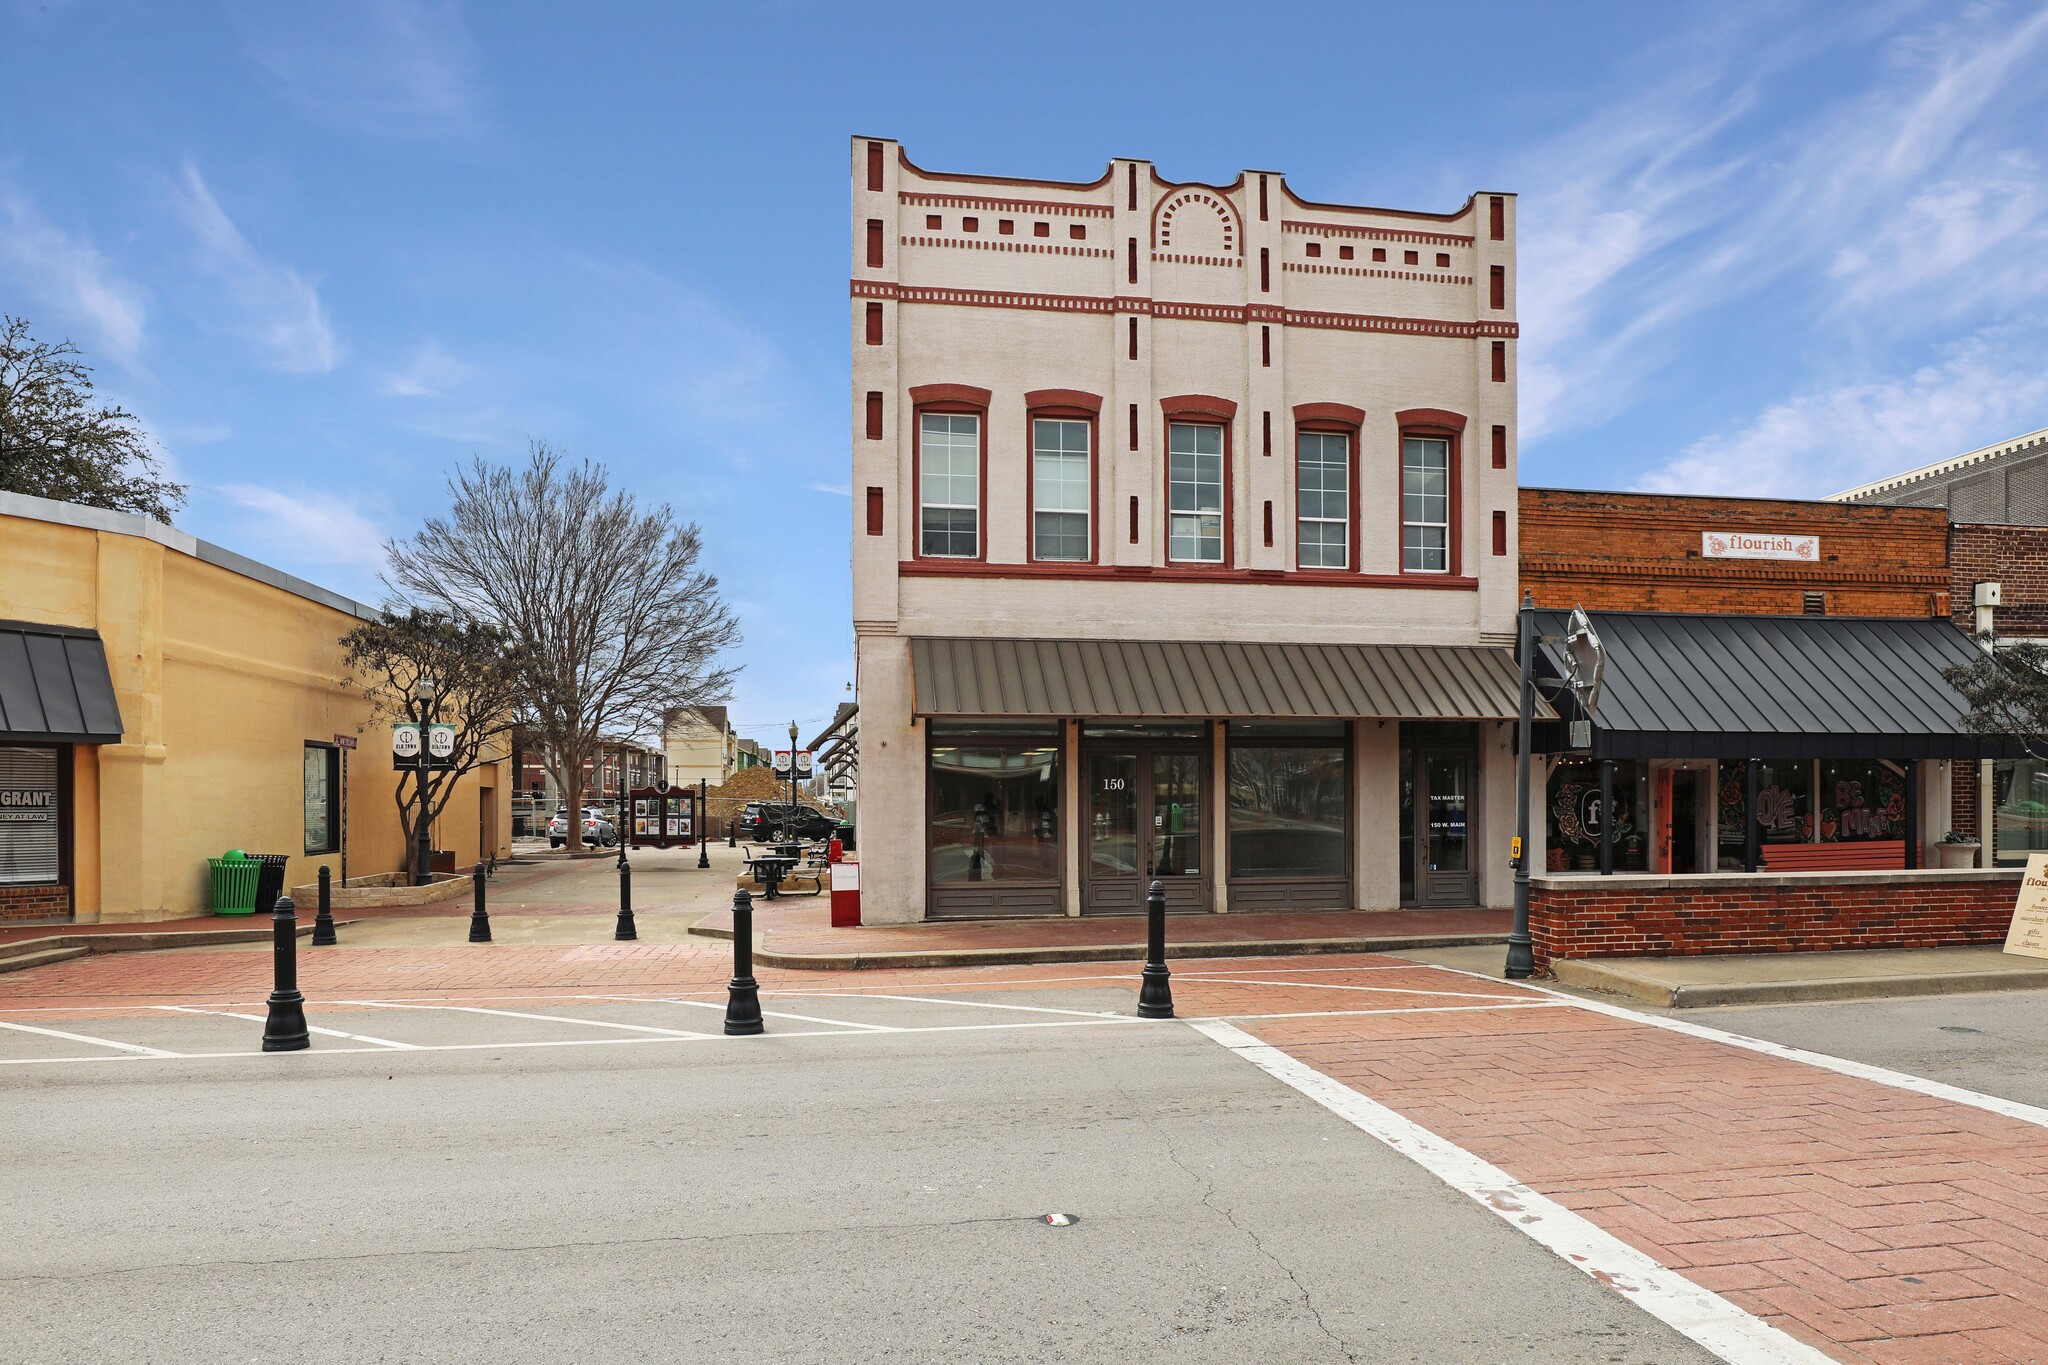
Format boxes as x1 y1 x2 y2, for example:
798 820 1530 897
1395 407 1467 432
1293 402 1366 426
1023 388 1102 414
899 190 1113 217
1280 218 1474 248
908 383 992 407
1160 394 1238 420
898 560 1478 590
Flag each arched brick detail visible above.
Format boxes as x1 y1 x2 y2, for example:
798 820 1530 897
908 383 992 407
1160 393 1238 420
1023 388 1102 414
1293 402 1366 426
1395 407 1467 432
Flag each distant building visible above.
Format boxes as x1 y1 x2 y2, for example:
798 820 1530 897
1835 424 2048 523
663 705 736 787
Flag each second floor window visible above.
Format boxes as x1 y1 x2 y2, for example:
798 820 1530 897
1167 421 1224 563
920 412 980 557
1032 418 1091 561
1402 435 1451 572
1297 431 1349 568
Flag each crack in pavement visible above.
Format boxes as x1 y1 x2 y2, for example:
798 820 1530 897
1116 1073 1359 1363
0 1214 1037 1284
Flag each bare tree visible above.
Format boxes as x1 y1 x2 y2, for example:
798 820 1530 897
386 442 738 850
341 608 529 876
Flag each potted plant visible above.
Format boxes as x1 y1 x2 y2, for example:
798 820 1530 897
1935 830 1981 869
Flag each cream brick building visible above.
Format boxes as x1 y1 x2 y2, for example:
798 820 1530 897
850 139 1525 923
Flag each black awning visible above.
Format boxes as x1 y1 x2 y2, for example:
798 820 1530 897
0 620 124 744
1532 610 2021 761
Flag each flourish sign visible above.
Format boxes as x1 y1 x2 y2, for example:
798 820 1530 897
1702 531 1819 561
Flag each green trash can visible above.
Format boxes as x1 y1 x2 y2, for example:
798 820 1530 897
207 851 260 915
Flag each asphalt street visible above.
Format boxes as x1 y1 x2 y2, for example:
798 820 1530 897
1683 988 2048 1111
3 989 1717 1365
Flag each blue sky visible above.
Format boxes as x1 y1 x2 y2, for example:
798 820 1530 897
4 1 2046 751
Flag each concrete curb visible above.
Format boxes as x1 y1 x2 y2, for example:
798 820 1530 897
1552 957 2048 1009
686 926 1507 971
0 923 338 972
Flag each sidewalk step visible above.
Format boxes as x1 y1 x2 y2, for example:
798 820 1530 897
690 925 1507 971
1553 954 2048 1008
0 946 89 975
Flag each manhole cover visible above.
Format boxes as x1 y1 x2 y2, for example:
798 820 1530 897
1041 1213 1079 1227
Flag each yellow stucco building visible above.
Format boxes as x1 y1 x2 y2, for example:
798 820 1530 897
0 491 510 923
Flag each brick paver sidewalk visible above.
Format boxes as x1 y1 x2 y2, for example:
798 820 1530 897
1246 992 2048 1364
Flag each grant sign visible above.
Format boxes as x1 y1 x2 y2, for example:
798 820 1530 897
2003 854 2048 959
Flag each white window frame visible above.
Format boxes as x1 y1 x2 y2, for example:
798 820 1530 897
1401 435 1452 574
919 411 981 558
1296 430 1350 570
1167 421 1225 565
1031 417 1091 562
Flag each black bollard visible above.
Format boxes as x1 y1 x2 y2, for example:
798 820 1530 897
728 817 737 848
1137 879 1174 1019
261 895 310 1051
312 865 337 946
615 859 637 941
468 861 492 943
724 887 764 1035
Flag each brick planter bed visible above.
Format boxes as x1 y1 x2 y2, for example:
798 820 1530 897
1530 869 2025 970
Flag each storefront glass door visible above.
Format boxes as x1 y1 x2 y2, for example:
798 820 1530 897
1400 724 1478 906
1084 744 1209 914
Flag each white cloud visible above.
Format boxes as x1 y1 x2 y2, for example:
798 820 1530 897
168 162 343 374
378 340 478 398
0 185 148 367
1636 332 2048 499
808 482 851 497
214 483 390 577
1513 3 2048 444
242 0 485 138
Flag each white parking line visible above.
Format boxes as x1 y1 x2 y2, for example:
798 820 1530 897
154 1005 420 1050
0 1017 177 1058
339 1001 714 1039
1204 1002 1565 1022
1192 1018 1833 1365
801 991 1124 1020
650 998 901 1031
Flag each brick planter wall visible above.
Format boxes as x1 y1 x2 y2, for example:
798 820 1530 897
1530 869 2024 969
0 884 71 922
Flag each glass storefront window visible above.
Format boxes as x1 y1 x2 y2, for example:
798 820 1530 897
1228 743 1347 878
304 744 338 855
1994 759 2048 866
0 746 61 885
1545 759 1646 872
1820 761 1903 843
929 741 1061 884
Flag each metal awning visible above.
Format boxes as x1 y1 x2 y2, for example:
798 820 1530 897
1532 610 2016 760
910 637 1533 720
0 621 124 744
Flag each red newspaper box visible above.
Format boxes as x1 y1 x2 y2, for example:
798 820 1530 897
829 860 860 928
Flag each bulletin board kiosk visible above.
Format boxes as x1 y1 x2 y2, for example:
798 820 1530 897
627 782 697 849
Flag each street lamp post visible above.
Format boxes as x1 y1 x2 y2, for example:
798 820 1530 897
788 719 800 839
412 674 436 887
1505 592 1537 979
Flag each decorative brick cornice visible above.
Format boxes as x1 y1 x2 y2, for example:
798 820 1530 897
1282 219 1474 248
900 190 1114 217
901 234 1112 260
848 280 1521 338
1151 252 1242 268
1286 262 1473 287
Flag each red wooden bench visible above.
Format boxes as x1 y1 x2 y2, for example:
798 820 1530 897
1759 840 1920 872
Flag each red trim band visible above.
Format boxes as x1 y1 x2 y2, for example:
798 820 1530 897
900 560 1477 590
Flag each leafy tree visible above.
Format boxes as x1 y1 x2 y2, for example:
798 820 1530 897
0 316 186 522
1944 640 2048 761
385 442 738 850
341 608 529 877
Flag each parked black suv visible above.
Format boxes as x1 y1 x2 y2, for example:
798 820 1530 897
741 801 837 841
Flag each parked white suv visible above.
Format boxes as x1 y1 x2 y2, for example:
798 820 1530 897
547 806 617 848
